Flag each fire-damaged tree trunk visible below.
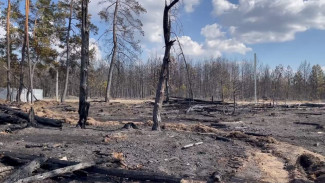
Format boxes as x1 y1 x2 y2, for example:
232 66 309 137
77 0 90 129
152 0 179 131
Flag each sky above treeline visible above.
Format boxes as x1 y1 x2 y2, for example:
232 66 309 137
1 0 325 70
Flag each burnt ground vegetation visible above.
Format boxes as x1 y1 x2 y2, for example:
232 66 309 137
0 98 325 183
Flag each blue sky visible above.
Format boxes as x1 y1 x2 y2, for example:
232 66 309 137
1 0 325 70
88 0 325 70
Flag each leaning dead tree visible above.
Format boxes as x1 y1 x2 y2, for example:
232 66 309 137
175 35 194 101
152 0 179 131
77 0 90 129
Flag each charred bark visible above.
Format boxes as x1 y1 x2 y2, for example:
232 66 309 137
0 105 63 128
78 0 90 129
152 0 179 131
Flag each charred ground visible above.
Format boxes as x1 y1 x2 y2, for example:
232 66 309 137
0 98 324 183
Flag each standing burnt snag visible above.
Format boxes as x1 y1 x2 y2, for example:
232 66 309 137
152 0 179 131
77 102 90 129
78 0 90 129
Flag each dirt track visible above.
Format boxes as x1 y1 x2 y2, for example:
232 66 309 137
0 98 325 182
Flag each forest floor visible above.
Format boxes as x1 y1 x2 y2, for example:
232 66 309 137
0 98 325 183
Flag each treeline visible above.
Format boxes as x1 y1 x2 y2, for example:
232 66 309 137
97 58 325 102
3 56 321 102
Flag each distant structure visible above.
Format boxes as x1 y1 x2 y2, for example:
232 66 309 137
0 88 43 102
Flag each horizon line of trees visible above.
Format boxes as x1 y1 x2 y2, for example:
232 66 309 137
1 56 324 102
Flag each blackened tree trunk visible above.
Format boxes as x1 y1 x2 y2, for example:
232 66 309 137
152 0 179 131
77 0 90 129
61 0 73 103
6 0 11 101
105 0 119 103
165 61 170 102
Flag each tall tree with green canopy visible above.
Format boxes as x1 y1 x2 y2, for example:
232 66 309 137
99 0 146 102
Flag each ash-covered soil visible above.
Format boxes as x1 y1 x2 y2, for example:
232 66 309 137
0 98 325 183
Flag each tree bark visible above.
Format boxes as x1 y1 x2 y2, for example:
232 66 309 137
17 32 27 103
15 162 95 183
78 0 90 129
175 35 193 100
152 0 179 131
6 0 11 102
105 0 119 103
165 61 170 102
0 105 63 127
61 0 73 103
56 69 59 102
25 0 33 104
3 157 47 183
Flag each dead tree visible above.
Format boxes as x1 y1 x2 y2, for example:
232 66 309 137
6 0 11 101
175 35 194 101
77 0 90 129
152 0 179 131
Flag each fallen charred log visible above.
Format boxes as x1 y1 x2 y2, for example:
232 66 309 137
0 151 186 183
3 157 48 183
0 105 62 128
168 96 228 105
294 122 324 129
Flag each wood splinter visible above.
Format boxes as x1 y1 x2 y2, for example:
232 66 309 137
182 142 203 149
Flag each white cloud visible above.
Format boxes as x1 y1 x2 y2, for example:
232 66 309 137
212 0 238 15
0 9 5 39
205 38 251 54
183 0 201 13
212 0 325 44
200 23 225 39
175 24 251 58
90 38 103 62
322 66 325 72
178 36 204 56
0 27 5 39
139 0 165 43
201 23 251 55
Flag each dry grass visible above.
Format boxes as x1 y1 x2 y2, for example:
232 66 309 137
104 133 128 143
162 123 223 134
